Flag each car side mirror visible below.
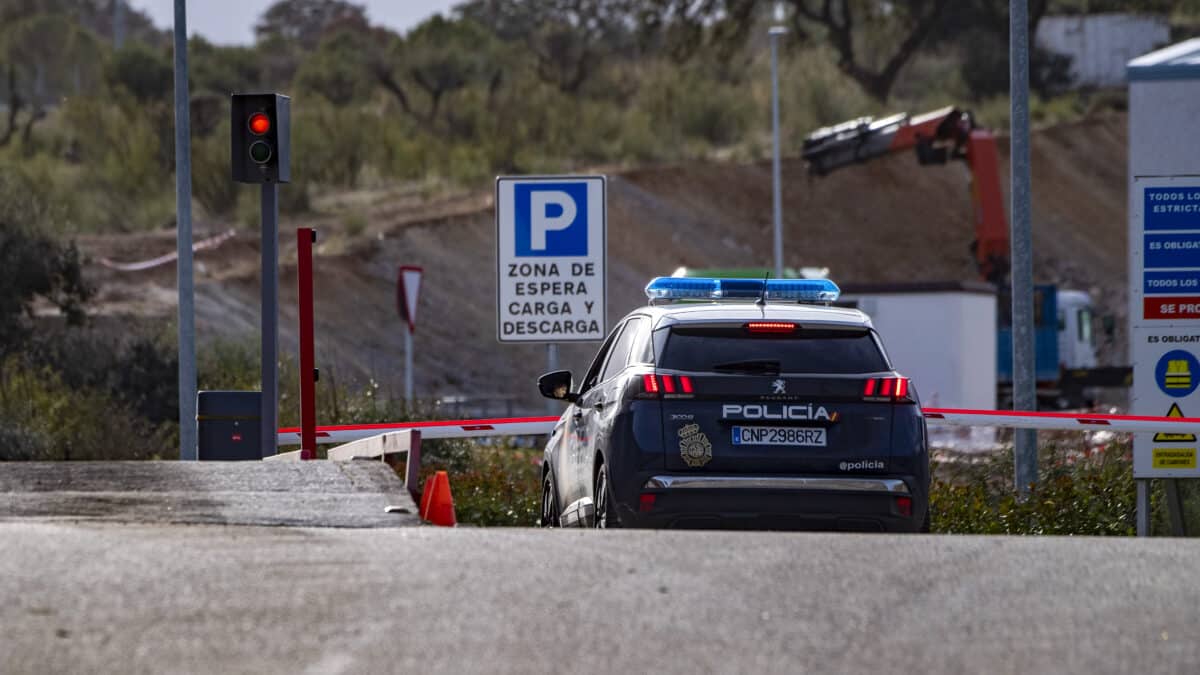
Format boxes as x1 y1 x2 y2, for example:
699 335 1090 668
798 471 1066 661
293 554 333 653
538 370 577 402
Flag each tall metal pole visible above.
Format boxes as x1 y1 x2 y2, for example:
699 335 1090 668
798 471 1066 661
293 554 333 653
172 0 197 461
114 0 126 49
1010 0 1037 495
404 329 414 403
769 26 787 279
261 184 279 459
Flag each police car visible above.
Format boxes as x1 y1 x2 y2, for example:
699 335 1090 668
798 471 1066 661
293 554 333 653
537 277 929 532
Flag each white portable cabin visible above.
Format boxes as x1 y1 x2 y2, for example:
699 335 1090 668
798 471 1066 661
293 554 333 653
839 281 997 411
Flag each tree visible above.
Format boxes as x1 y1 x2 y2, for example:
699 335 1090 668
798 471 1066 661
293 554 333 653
0 220 91 359
457 0 643 94
190 38 266 95
106 42 172 103
633 0 760 64
295 28 375 103
255 0 369 49
370 17 502 134
0 12 105 146
785 0 952 103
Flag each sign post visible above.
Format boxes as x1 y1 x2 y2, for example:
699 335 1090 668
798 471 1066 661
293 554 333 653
398 266 423 403
495 176 607 346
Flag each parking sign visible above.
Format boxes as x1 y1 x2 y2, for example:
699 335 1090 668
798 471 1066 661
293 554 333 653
496 176 606 343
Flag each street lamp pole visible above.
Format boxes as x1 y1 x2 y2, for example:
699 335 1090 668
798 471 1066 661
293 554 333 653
173 0 197 460
769 25 787 279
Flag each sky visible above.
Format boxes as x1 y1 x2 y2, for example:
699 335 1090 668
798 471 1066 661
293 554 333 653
128 0 462 44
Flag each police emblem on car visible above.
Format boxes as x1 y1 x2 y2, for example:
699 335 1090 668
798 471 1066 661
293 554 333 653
678 423 712 467
536 275 930 532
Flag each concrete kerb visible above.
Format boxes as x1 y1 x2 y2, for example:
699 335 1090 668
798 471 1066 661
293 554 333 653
325 429 423 504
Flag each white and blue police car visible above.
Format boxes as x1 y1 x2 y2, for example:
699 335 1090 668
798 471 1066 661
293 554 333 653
537 277 929 531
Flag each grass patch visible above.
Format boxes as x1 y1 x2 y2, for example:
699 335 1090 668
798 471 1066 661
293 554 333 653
421 442 542 527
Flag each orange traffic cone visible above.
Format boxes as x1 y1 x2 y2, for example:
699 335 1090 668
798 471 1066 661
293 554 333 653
419 475 437 520
419 470 457 527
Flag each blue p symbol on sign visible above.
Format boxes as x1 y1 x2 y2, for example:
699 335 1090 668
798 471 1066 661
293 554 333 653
515 183 588 257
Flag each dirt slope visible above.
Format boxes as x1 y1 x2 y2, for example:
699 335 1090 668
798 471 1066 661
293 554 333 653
80 114 1129 414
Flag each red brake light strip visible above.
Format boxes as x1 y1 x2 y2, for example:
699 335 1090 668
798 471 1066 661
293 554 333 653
644 374 696 396
864 376 910 402
746 321 796 334
642 374 660 394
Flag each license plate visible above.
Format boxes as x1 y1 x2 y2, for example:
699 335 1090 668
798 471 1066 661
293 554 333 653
732 426 826 447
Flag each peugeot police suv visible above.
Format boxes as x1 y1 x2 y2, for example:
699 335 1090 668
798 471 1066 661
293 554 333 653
537 277 929 532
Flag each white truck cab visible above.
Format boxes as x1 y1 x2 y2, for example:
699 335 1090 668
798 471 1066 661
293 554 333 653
1056 289 1098 370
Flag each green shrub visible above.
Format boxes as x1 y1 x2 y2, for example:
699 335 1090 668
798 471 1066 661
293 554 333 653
0 357 173 461
931 441 1148 535
422 443 541 527
192 121 241 218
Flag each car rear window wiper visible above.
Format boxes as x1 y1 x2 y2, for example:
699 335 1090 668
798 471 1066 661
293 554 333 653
711 359 782 375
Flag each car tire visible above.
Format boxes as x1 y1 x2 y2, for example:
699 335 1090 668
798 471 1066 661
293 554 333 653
541 470 560 528
919 507 931 533
593 462 620 529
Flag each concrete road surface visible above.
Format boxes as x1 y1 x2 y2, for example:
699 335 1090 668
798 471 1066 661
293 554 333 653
2 524 1198 674
0 461 419 528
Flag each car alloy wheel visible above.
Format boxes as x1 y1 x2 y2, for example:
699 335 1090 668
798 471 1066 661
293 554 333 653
541 472 559 528
594 463 611 529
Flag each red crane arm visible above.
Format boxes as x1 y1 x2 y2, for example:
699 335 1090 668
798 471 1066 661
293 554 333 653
802 107 1011 284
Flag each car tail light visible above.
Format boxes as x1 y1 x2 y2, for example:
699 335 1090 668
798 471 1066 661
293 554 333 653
863 376 913 403
862 378 877 397
639 374 697 398
661 375 677 393
746 321 796 334
639 493 657 512
894 496 913 518
642 374 659 395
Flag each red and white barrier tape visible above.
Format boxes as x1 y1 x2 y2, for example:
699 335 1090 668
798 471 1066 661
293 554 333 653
921 408 1200 434
97 229 236 272
277 408 1200 446
277 416 560 446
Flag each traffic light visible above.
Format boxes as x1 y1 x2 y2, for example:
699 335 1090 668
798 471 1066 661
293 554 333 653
231 93 290 184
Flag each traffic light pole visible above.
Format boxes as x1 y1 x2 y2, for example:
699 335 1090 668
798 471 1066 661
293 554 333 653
261 183 279 459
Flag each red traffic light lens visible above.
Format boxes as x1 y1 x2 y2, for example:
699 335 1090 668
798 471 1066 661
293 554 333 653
248 113 271 135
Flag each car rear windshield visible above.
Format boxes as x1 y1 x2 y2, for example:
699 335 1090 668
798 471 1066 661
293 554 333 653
659 325 890 374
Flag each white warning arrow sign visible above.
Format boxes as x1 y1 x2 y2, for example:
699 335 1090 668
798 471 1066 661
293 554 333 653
397 265 423 333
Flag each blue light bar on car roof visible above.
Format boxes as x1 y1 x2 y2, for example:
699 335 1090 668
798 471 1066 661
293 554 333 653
644 277 840 303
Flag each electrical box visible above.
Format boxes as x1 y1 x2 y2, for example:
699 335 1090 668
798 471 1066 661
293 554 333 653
197 391 262 461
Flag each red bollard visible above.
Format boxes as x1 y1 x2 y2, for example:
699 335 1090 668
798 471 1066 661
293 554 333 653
297 228 318 459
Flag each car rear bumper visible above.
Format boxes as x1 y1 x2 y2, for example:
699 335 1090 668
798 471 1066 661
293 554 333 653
620 473 926 532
